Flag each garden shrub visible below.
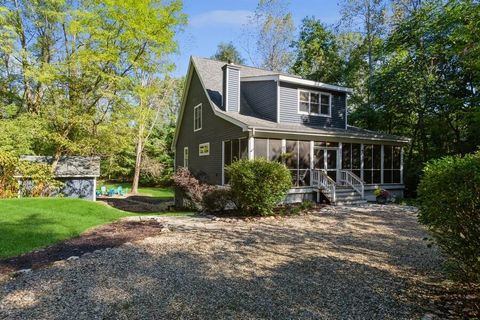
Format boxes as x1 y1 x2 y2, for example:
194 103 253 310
202 187 236 213
17 161 63 197
417 151 480 283
173 167 213 210
0 151 19 198
226 159 292 216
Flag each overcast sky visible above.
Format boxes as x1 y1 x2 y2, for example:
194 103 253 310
172 0 342 77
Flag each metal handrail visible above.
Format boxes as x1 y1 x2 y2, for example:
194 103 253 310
340 170 364 199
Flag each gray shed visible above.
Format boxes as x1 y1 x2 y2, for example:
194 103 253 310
16 156 101 201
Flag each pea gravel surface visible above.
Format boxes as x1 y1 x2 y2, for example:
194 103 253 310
0 204 446 319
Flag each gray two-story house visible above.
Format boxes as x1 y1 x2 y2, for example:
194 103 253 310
173 56 409 205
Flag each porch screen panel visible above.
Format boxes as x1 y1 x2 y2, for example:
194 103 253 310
254 138 268 159
392 146 401 183
224 140 232 184
372 144 381 183
286 140 298 186
351 144 361 177
232 139 240 162
342 143 351 169
363 145 373 184
298 141 310 186
383 145 393 183
239 138 248 160
269 139 283 162
342 143 361 178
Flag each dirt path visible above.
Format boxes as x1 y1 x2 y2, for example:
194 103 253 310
0 204 451 319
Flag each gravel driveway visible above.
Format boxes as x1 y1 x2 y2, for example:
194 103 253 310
0 204 445 319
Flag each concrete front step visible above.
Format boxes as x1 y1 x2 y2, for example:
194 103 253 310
318 185 366 206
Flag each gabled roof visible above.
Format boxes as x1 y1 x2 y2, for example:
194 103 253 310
172 56 410 148
17 156 100 178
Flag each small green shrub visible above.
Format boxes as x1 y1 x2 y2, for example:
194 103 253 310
202 187 235 213
418 151 480 283
226 159 292 216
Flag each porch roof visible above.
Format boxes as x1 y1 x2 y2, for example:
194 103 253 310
222 111 409 143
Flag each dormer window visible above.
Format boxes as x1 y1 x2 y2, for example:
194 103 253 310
193 104 202 131
298 89 331 117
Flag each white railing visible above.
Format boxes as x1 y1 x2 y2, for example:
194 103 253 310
312 169 336 203
339 170 364 199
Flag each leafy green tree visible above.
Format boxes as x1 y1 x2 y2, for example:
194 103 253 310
212 42 245 64
0 0 185 171
290 17 344 84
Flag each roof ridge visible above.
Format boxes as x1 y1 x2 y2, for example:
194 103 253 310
192 56 298 77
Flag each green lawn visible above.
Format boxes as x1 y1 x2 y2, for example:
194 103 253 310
0 198 192 259
98 182 174 199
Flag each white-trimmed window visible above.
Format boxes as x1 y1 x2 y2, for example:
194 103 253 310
183 147 189 167
199 142 210 156
298 90 331 116
193 104 202 131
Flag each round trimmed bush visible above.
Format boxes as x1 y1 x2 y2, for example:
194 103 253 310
226 159 292 216
418 151 480 282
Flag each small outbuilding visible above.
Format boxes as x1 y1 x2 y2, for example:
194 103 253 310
16 156 100 201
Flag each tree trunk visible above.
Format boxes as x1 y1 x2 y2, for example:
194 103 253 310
132 124 145 194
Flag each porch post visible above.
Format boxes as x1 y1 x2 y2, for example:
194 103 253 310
309 140 314 187
310 141 314 170
400 146 404 185
281 139 286 154
248 136 254 160
338 142 342 182
360 143 364 181
221 141 225 184
381 144 384 184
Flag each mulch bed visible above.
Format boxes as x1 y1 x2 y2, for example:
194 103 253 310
98 196 172 213
0 218 165 274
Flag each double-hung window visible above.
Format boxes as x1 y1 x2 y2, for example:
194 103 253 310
193 104 202 131
298 90 331 116
183 147 189 167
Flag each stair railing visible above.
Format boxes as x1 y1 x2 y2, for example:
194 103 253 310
339 170 364 199
312 169 336 203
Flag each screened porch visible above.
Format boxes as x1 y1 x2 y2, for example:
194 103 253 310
222 137 404 188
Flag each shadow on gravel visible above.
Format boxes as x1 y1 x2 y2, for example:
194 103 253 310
0 248 427 319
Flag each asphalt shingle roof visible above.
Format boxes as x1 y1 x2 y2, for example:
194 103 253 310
18 156 100 177
191 56 409 143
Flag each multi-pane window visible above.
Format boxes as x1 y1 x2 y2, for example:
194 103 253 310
341 143 361 178
383 145 402 183
199 143 210 156
363 144 382 184
193 104 202 131
298 90 331 116
183 147 189 167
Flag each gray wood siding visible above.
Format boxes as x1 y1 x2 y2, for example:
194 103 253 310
241 80 277 122
279 82 346 129
175 69 247 186
225 67 240 112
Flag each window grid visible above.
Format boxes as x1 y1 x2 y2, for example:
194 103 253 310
298 90 331 116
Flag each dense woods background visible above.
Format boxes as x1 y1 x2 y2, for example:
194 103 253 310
1 0 478 196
